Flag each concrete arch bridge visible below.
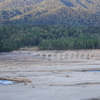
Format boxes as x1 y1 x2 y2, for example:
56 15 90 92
32 52 96 60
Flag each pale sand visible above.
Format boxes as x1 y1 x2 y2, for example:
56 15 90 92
0 50 100 100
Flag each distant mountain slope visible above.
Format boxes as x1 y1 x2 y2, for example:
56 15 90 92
0 0 43 10
31 7 100 25
0 0 100 25
0 0 99 12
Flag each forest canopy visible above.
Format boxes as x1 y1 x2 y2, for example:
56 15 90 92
0 25 100 52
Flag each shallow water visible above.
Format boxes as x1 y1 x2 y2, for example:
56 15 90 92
0 80 13 85
86 71 100 72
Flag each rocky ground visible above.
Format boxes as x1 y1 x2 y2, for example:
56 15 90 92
0 50 100 100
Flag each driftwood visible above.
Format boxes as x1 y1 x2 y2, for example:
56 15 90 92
0 77 31 83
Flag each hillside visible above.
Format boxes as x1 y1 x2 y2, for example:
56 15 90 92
0 0 43 10
0 0 100 25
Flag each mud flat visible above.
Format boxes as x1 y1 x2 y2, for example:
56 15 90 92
0 50 100 100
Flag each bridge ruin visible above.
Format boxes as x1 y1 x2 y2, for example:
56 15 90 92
32 50 99 60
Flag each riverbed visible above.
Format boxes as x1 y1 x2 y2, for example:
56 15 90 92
0 50 100 100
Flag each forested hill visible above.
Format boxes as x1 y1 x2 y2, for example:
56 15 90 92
0 25 100 52
0 1 100 52
0 0 100 25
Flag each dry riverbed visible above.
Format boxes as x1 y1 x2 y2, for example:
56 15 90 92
0 50 100 100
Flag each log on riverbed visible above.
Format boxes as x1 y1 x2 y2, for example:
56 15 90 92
0 77 31 83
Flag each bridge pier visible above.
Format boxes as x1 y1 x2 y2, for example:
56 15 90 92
68 54 71 59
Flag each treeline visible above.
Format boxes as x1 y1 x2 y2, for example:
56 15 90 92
0 25 100 52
